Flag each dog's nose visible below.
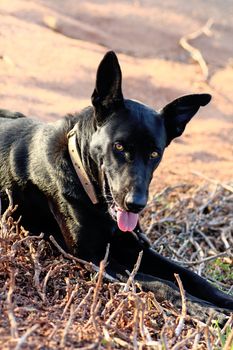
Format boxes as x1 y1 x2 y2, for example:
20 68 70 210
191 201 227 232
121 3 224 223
125 194 147 213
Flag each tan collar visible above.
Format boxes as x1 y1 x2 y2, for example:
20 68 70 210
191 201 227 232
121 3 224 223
67 126 98 204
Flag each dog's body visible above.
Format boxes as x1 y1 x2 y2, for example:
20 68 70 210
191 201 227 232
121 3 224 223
0 52 232 312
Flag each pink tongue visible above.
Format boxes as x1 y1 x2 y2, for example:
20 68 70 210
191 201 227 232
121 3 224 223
116 209 139 232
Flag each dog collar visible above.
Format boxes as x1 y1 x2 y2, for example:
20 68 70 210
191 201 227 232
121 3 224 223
67 126 98 204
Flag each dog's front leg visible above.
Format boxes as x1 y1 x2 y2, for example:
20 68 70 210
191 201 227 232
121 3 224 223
140 247 233 310
47 197 111 262
109 231 233 311
47 198 79 254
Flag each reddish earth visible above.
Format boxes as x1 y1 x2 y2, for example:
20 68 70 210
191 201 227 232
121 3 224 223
0 0 232 193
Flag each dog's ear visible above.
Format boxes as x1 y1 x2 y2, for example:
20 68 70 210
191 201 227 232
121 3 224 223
161 94 211 145
91 51 124 124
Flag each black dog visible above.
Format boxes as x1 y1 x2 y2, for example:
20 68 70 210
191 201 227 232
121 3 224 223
0 51 232 312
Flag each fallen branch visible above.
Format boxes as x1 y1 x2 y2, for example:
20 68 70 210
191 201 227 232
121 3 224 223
174 274 187 337
87 244 110 331
7 269 18 339
0 189 18 238
132 297 140 349
179 19 214 81
14 324 39 350
223 327 233 350
192 171 233 193
43 263 68 300
204 325 213 350
60 304 75 348
105 298 128 326
49 235 116 282
61 282 79 319
171 330 201 350
138 298 152 344
177 248 231 266
123 251 143 292
29 239 46 301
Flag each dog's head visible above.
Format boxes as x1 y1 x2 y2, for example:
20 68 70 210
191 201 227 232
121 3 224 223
90 51 211 232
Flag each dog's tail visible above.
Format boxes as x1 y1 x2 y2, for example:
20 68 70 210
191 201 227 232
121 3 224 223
0 109 26 119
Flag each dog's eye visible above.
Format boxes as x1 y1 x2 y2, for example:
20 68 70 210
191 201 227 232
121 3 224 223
114 142 124 152
150 151 159 159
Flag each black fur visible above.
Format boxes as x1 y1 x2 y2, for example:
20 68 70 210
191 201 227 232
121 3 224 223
0 51 232 311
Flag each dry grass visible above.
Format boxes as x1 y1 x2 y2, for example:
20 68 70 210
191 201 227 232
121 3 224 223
0 182 232 349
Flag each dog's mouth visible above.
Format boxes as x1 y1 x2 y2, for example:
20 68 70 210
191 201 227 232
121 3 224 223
102 172 139 232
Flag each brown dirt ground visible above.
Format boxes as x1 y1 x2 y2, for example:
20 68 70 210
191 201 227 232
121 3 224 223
0 0 232 192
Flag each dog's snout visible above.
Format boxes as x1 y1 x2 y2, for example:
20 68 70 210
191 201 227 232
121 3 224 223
125 193 147 213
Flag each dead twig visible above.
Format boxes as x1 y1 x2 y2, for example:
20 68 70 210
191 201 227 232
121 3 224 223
214 314 233 348
11 232 44 256
204 325 213 350
61 283 79 319
49 235 92 266
177 248 231 266
42 263 68 299
49 235 116 282
179 18 214 81
60 304 75 347
221 314 233 336
7 269 18 339
0 189 18 238
105 298 128 326
28 240 46 301
223 327 233 350
171 329 201 350
195 228 217 253
189 234 205 275
87 244 110 331
132 297 140 350
192 171 233 193
138 298 152 344
123 251 143 292
49 286 94 341
220 229 231 250
192 332 202 350
14 324 39 350
174 274 187 337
